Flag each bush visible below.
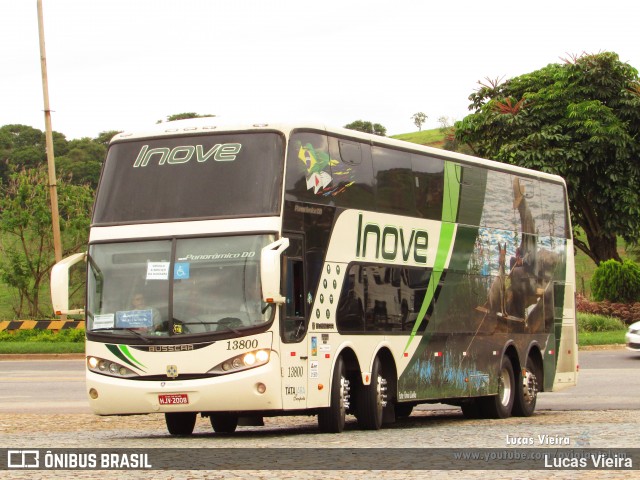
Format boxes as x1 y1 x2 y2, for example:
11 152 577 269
591 259 640 303
577 313 626 332
576 294 640 325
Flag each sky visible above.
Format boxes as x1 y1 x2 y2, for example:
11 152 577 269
2 0 639 140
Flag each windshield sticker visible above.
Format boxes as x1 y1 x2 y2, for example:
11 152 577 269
116 310 153 328
93 314 115 329
174 262 190 280
178 251 257 262
146 261 170 280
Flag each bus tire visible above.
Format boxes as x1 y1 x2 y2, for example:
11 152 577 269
357 357 387 430
165 412 196 435
318 356 349 433
482 356 515 419
210 414 238 433
513 356 540 417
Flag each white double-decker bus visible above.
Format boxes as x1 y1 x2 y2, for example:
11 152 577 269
51 118 577 434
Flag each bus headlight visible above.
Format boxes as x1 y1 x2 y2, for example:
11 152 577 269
87 356 139 378
208 349 271 374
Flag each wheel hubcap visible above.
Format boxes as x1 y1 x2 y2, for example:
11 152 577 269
499 368 512 407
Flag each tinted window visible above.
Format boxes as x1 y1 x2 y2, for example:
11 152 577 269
411 154 444 220
285 132 332 204
329 137 375 209
373 147 414 215
336 264 432 334
541 182 568 239
456 164 488 227
93 132 284 224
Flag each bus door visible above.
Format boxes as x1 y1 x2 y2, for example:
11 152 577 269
280 235 309 409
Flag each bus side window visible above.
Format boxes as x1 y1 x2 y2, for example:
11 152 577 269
336 265 365 332
328 137 374 210
411 154 444 220
373 146 415 215
284 132 331 204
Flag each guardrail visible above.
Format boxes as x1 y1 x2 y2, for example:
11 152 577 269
0 320 85 332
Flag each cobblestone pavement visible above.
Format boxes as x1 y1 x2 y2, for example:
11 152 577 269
1 408 637 479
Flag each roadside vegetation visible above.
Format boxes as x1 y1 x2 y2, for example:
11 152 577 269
0 311 629 354
577 313 627 346
0 329 84 354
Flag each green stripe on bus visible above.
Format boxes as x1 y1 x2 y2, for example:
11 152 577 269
442 161 461 223
404 162 461 352
105 344 145 372
120 344 146 369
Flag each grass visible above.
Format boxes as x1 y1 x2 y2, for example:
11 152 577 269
578 331 626 346
391 128 445 148
577 312 627 347
0 342 84 354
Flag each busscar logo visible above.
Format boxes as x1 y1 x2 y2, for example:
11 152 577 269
8 450 39 468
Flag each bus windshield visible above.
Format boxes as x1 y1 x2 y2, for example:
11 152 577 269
86 235 275 339
92 132 285 224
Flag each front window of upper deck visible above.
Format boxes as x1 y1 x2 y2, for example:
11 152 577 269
93 132 285 224
86 235 274 340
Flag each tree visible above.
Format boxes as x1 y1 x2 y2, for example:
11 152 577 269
455 52 640 265
411 112 428 131
56 137 106 189
157 113 215 123
0 167 93 318
344 120 387 136
0 125 47 182
94 130 122 146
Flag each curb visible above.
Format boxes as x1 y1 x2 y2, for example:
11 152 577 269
579 344 626 350
0 320 85 332
0 353 85 360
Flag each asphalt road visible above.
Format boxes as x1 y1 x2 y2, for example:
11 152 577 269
0 348 638 414
1 349 638 479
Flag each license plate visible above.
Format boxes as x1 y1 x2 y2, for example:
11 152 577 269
158 394 189 405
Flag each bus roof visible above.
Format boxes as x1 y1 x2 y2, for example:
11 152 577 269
110 117 566 185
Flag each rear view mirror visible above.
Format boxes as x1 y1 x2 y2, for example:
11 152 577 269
260 238 289 304
51 252 86 315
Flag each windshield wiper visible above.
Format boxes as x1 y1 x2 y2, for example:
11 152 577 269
91 328 152 344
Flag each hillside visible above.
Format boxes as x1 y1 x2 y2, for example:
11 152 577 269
391 128 446 149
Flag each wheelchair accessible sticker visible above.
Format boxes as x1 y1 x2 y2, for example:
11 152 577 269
174 263 190 280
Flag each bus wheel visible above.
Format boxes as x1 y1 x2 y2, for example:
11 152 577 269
482 356 515 419
513 356 540 417
318 356 350 433
210 414 238 434
357 357 387 430
165 412 196 435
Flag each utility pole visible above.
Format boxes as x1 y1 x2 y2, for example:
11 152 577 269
37 0 63 264
38 0 65 320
